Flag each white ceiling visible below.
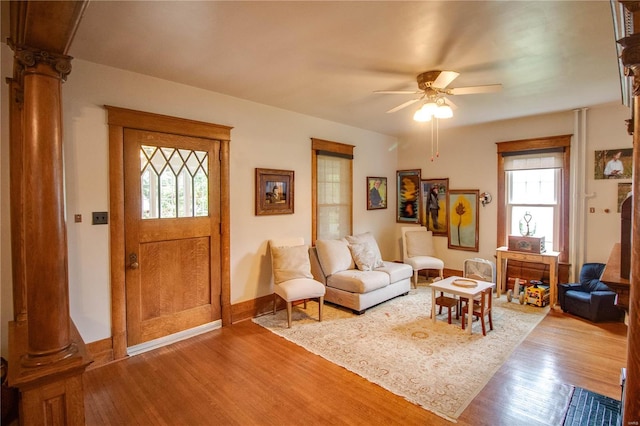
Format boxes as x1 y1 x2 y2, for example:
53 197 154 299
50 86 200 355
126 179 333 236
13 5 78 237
66 1 623 137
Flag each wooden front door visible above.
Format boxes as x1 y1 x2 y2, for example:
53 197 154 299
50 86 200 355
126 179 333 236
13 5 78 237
123 128 221 346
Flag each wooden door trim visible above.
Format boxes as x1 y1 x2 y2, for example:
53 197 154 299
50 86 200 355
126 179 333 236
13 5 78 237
106 106 232 360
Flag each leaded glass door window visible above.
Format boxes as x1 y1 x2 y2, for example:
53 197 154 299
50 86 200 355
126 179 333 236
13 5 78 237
140 145 208 219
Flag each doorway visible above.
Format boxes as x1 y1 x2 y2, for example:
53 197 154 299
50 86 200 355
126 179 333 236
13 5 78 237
107 106 231 359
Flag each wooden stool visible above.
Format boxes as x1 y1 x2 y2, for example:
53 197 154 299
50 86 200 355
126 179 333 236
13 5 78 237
435 292 459 324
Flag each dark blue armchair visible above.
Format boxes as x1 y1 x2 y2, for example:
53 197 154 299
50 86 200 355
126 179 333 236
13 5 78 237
557 263 623 322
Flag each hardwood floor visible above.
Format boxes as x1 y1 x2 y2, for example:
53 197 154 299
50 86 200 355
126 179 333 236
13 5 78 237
83 306 627 426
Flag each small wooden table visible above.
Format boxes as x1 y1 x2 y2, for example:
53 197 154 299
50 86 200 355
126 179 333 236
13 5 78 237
430 276 495 334
495 246 560 306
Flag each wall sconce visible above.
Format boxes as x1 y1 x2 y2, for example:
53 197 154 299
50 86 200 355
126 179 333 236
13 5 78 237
481 192 492 207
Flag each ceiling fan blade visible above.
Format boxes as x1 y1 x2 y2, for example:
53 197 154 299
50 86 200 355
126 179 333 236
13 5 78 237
386 98 421 113
432 71 460 89
448 84 502 95
374 90 421 95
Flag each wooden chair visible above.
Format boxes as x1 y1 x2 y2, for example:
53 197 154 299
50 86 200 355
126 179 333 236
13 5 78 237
461 287 493 335
435 292 459 324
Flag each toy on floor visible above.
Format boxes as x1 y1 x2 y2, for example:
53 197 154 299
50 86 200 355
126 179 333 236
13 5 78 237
506 278 549 306
525 281 550 307
506 277 527 304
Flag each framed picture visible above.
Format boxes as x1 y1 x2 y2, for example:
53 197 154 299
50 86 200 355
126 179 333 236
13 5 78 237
367 177 387 210
618 182 632 212
420 178 449 236
396 169 421 223
594 148 633 179
255 168 294 215
448 189 479 252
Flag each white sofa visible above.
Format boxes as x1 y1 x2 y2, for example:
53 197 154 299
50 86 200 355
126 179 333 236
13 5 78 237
309 232 413 314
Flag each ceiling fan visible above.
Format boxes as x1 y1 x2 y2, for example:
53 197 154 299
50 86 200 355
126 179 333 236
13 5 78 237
375 70 502 115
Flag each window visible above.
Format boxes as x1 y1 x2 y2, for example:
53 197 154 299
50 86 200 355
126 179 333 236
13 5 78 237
497 135 571 262
505 153 563 251
311 138 354 242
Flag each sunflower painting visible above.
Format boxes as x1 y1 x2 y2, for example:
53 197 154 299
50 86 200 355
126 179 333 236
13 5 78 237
447 189 479 251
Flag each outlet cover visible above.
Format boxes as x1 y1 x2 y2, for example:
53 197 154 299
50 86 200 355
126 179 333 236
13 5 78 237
92 211 109 225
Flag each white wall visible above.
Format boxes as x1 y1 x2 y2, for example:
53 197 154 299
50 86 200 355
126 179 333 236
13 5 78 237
585 104 634 261
0 43 398 354
396 102 632 273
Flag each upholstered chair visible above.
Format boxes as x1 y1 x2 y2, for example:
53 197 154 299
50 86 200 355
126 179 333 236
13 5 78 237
557 263 623 323
269 238 326 328
401 226 444 287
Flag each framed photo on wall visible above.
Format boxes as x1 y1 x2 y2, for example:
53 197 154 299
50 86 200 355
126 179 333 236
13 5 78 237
594 148 633 179
420 178 448 236
367 177 387 210
255 168 294 215
396 169 421 223
448 189 479 252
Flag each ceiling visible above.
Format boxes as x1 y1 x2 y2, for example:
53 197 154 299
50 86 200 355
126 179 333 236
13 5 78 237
49 2 629 137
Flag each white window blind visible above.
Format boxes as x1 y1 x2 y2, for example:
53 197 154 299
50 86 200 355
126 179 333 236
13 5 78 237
503 151 563 171
317 154 351 240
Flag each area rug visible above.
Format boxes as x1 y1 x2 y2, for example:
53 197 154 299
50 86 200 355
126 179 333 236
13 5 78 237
253 285 548 422
562 386 621 426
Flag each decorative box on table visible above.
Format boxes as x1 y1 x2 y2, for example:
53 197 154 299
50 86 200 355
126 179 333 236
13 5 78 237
507 235 545 254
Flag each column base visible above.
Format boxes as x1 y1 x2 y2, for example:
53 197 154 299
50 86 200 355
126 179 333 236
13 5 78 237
8 321 92 426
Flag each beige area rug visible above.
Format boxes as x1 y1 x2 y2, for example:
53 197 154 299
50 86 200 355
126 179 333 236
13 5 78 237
253 284 549 422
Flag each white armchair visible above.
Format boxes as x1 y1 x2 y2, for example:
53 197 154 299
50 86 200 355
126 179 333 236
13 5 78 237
269 238 326 328
401 226 444 287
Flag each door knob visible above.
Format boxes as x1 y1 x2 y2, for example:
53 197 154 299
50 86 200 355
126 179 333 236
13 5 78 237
129 253 139 269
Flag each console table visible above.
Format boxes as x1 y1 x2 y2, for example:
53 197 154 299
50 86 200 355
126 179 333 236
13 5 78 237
495 246 560 306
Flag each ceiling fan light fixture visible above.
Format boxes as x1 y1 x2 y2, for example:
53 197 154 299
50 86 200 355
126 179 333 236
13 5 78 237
413 107 432 122
435 104 453 119
422 101 439 116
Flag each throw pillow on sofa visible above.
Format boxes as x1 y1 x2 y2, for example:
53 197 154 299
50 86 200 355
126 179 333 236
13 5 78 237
348 243 378 271
345 232 384 268
316 239 355 275
271 245 313 284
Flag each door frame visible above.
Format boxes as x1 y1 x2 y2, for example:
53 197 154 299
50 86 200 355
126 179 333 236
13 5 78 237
106 106 232 360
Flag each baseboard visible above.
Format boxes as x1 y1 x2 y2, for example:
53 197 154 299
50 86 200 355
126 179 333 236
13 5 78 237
86 337 114 370
230 293 286 323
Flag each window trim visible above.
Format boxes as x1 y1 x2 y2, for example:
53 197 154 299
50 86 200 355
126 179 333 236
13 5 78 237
496 135 571 262
311 138 354 244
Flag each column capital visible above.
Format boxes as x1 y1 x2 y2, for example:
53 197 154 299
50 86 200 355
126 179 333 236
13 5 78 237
13 44 73 81
620 1 640 13
619 34 640 97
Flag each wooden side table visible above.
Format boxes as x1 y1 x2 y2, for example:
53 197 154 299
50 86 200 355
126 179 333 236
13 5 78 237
495 246 560 306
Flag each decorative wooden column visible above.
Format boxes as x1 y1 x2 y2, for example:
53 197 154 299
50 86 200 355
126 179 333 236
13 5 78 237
617 2 640 423
7 76 27 323
6 2 92 425
18 47 78 365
